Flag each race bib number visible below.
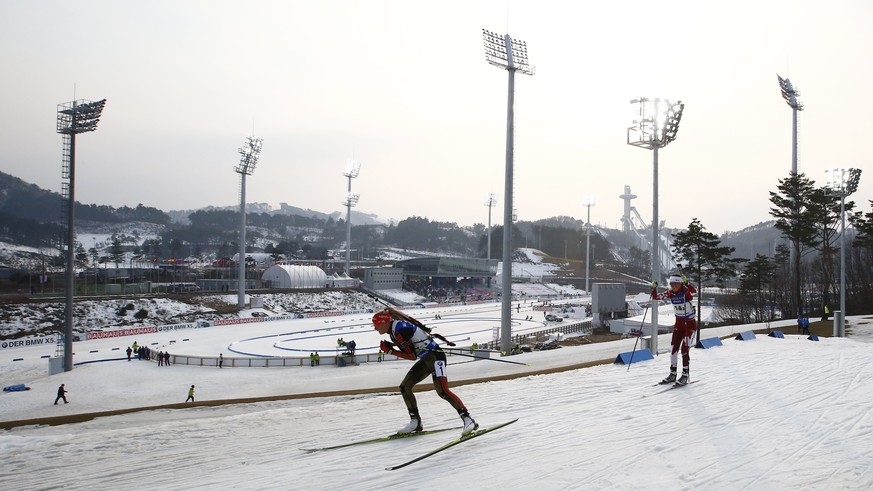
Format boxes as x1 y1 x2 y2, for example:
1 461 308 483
433 360 448 378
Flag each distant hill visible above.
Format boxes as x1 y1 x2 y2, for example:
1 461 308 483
0 171 170 225
719 221 783 259
0 171 68 223
168 202 387 226
0 170 786 269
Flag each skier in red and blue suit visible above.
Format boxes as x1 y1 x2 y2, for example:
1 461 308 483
373 308 478 437
652 274 697 385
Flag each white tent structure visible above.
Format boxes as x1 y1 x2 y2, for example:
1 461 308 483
329 272 359 288
261 265 328 289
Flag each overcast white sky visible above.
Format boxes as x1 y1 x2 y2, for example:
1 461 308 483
1 0 871 235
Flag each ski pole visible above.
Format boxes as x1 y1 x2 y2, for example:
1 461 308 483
627 304 649 372
444 350 529 366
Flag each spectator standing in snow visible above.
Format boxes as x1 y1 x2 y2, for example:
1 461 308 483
54 384 68 404
652 275 697 386
801 316 810 335
126 346 132 361
163 351 170 366
157 351 164 366
186 385 195 402
219 353 224 368
314 352 320 366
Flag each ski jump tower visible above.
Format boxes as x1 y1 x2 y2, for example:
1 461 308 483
619 184 677 275
619 185 640 234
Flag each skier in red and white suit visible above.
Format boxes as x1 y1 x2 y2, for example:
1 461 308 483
652 275 697 385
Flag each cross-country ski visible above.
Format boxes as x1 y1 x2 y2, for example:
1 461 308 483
643 380 701 398
386 419 519 471
301 426 462 453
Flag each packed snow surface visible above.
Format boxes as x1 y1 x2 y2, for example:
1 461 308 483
1 306 872 490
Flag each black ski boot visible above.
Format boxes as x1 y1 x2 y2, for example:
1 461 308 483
676 367 690 386
660 368 677 385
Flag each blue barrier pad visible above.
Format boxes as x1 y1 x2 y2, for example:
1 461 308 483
768 331 785 338
614 349 654 365
735 331 757 341
695 337 723 349
808 335 820 341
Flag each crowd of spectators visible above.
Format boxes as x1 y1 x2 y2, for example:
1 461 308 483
402 280 496 304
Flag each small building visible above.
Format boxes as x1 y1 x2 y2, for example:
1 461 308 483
393 257 497 289
591 283 627 329
364 267 403 290
261 265 328 289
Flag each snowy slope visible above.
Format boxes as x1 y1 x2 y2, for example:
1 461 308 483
1 315 872 490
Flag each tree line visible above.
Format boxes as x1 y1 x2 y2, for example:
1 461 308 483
673 171 872 325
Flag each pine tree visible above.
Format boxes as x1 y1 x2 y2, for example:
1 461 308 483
672 218 745 327
739 254 777 322
769 173 819 317
109 237 125 268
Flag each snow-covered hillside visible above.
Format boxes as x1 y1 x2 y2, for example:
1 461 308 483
0 314 871 489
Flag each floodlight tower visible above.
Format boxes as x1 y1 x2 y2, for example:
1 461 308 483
827 168 861 337
343 160 362 276
777 75 804 175
778 74 805 297
582 196 596 293
235 136 263 309
483 28 535 355
56 98 106 372
627 97 685 355
484 192 498 260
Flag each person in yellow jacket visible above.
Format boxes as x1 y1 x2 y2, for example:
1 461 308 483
185 385 195 402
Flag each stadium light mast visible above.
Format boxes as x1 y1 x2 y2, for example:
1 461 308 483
235 135 263 309
56 97 106 372
483 28 534 356
582 196 596 293
777 74 804 176
484 192 498 261
827 168 861 338
484 192 498 289
627 97 685 356
778 74 805 309
343 160 362 276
